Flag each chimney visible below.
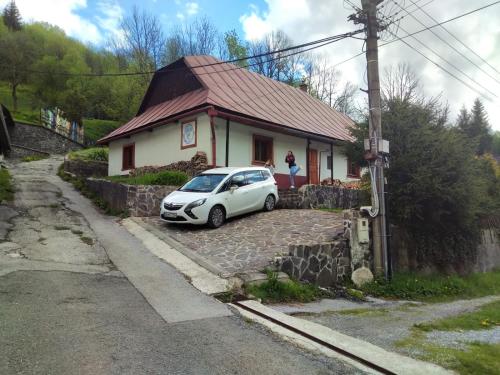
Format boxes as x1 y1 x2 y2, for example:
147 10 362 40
299 82 308 92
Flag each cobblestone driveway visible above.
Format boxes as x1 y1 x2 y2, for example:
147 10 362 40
144 209 344 275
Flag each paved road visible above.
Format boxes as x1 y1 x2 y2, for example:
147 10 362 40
0 157 360 374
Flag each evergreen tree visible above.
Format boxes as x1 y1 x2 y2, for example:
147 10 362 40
2 0 22 31
457 99 492 155
456 105 470 131
470 98 492 155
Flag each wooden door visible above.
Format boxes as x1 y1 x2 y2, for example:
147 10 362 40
308 149 319 184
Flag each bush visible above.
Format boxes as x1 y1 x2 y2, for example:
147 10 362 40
106 170 188 186
68 147 108 162
245 271 322 303
360 270 500 301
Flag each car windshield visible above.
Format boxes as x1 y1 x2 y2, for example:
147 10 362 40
179 174 228 192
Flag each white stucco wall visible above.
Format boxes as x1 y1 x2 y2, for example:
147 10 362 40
108 114 212 176
108 113 354 181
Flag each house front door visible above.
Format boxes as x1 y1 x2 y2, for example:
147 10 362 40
308 149 319 184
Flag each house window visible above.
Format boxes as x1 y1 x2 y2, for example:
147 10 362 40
253 135 273 164
327 155 332 170
347 157 360 178
122 144 135 170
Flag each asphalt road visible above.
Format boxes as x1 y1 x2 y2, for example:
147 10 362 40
0 157 361 375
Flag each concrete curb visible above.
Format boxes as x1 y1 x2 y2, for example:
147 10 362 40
130 217 230 277
231 300 453 375
122 218 231 295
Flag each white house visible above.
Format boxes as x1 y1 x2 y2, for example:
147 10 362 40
98 55 359 189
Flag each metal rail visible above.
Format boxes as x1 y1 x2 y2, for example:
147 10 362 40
233 300 396 375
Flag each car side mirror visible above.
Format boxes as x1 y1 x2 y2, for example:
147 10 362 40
230 185 238 193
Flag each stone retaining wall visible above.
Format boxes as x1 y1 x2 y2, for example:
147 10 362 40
277 185 360 209
64 158 108 178
86 178 178 216
278 239 351 286
10 122 83 156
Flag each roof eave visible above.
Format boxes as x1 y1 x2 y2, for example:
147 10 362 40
97 104 214 145
211 106 352 145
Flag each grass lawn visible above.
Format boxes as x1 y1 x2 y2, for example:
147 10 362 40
359 270 500 302
396 302 500 375
414 300 500 332
0 168 14 203
0 81 40 124
83 119 121 143
106 171 188 186
21 155 49 162
245 271 325 303
68 147 108 162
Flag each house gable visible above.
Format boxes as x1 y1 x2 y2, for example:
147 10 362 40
137 58 205 115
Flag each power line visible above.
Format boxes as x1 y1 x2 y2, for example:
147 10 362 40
330 1 500 69
391 0 500 86
407 0 500 77
20 29 364 78
385 27 494 101
387 19 497 99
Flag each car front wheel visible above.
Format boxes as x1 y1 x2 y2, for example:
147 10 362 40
207 205 225 228
263 194 276 212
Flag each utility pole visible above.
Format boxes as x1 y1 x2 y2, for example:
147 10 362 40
352 0 388 278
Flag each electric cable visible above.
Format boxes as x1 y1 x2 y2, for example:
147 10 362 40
391 0 500 86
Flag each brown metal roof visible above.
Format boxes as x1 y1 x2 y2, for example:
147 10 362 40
99 55 354 143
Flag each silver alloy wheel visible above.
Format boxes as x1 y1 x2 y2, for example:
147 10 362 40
212 207 224 227
265 195 275 211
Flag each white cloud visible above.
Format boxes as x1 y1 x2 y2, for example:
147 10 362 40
95 0 124 40
239 0 500 130
176 1 200 20
186 2 199 15
0 0 125 45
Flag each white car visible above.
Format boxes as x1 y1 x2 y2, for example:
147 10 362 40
160 167 279 228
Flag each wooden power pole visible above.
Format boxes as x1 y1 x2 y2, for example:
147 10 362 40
359 0 388 278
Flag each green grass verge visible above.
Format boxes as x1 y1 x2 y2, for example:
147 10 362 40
245 271 323 303
106 171 188 186
21 154 49 162
359 270 500 302
83 119 121 143
57 164 128 217
397 328 500 374
415 300 500 332
68 147 108 162
0 168 14 203
0 81 40 124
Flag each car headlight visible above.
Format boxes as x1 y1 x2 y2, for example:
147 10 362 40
185 198 206 210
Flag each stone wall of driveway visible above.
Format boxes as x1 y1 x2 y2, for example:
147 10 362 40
277 185 360 209
278 239 351 286
85 178 177 216
10 122 83 156
64 158 108 178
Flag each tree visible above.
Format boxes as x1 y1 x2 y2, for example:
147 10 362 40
457 98 492 155
2 0 22 31
162 17 220 64
346 63 498 271
382 63 420 103
492 131 500 156
0 31 36 111
221 29 248 67
117 6 165 78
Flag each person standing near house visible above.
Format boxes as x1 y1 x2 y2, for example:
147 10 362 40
285 151 300 188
